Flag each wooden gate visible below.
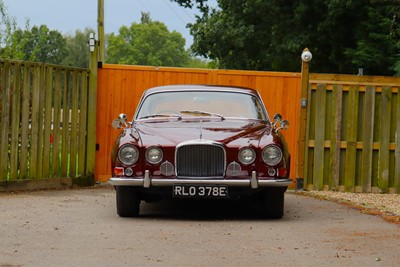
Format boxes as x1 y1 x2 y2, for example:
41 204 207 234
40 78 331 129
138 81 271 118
305 74 400 193
95 64 301 182
0 60 91 190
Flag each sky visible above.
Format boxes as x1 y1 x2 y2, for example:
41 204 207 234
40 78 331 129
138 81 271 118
2 0 216 48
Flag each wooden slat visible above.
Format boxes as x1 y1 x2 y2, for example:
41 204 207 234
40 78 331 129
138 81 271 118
10 64 21 180
69 71 79 177
329 84 343 190
36 65 46 178
0 62 11 181
78 72 89 175
20 64 31 179
52 69 62 177
313 84 327 190
360 86 375 192
395 88 400 193
42 66 53 178
344 86 360 192
304 84 313 187
30 65 41 178
378 87 391 192
61 71 70 177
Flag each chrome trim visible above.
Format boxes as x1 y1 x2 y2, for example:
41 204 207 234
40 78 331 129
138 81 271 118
175 139 226 177
143 170 151 188
250 171 258 189
109 176 292 187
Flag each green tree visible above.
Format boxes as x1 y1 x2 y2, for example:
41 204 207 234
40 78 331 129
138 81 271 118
173 0 400 75
106 12 189 67
1 22 67 64
0 0 24 60
62 28 95 68
19 25 67 64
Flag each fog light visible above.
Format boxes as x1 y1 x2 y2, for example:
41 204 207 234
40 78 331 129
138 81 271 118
267 168 276 176
125 167 133 176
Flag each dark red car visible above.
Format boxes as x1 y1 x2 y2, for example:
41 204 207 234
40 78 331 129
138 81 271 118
109 85 292 218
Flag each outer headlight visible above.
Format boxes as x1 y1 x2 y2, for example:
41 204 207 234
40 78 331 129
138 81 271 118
145 147 163 164
118 145 139 165
262 145 282 166
238 148 256 165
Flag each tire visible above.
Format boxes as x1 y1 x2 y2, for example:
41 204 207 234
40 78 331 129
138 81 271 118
262 187 287 219
116 186 140 217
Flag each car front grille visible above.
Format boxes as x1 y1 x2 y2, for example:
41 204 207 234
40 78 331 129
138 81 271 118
176 143 225 177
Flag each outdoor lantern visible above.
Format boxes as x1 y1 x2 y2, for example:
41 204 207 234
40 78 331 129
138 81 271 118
89 33 96 52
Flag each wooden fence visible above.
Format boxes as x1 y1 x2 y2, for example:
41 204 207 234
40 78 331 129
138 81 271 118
305 74 400 193
0 60 92 189
2 60 400 194
95 64 301 182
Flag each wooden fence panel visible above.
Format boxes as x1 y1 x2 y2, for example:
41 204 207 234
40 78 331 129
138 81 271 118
95 64 301 182
0 62 11 180
313 84 327 190
0 60 90 184
360 86 375 192
306 74 400 193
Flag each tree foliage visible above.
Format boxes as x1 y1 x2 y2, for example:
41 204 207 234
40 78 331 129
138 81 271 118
173 0 400 75
62 28 95 68
106 12 190 67
12 25 67 64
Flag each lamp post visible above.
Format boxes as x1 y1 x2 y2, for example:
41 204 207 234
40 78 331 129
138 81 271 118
296 48 312 191
86 32 99 180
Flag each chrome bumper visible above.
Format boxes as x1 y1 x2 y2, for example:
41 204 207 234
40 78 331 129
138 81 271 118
109 170 292 189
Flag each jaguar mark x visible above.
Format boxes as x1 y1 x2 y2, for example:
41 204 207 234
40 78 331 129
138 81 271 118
109 85 292 218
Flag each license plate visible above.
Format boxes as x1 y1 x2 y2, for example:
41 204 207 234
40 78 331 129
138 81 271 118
173 185 229 199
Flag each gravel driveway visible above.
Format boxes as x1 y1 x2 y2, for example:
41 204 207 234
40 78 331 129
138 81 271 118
0 186 399 267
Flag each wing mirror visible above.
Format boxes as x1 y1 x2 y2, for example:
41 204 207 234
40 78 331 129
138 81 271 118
272 113 289 132
112 113 130 129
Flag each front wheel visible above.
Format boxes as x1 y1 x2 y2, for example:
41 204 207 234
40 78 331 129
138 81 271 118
262 187 287 219
116 186 140 217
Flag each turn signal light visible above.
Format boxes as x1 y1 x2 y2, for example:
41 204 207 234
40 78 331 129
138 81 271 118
114 167 124 176
278 168 287 177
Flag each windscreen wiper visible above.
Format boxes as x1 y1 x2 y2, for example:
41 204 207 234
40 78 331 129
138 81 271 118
180 110 225 120
139 113 182 120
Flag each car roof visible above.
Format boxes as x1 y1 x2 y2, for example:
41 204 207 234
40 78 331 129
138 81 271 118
142 84 261 97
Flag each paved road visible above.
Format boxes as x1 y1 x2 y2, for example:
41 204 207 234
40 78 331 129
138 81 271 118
0 187 399 267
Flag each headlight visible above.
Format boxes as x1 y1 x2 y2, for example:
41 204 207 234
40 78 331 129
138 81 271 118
118 145 139 165
238 148 256 165
262 145 282 166
145 147 163 164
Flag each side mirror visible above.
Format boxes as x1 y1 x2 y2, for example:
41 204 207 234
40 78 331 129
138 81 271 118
273 114 282 125
272 113 289 133
280 120 289 130
112 113 129 129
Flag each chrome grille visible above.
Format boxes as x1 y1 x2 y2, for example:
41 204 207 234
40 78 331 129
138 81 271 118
176 143 225 177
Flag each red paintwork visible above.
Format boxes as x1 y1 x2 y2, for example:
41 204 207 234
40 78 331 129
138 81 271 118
111 85 290 179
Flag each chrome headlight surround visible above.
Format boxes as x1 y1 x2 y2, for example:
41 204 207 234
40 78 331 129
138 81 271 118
262 145 283 166
238 147 256 165
145 146 163 164
118 144 139 166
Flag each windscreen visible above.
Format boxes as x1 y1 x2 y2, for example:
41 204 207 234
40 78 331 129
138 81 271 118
135 91 268 120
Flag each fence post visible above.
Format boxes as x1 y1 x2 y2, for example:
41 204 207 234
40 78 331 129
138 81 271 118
296 48 312 190
86 33 99 181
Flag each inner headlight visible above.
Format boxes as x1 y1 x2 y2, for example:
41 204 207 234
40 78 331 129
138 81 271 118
262 145 282 166
118 145 139 165
238 148 256 165
145 147 163 164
